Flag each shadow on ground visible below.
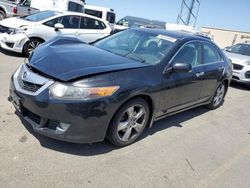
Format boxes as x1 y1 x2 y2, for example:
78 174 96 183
230 82 250 91
0 47 26 58
16 106 209 156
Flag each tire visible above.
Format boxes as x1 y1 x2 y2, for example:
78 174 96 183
23 38 44 57
107 98 150 147
207 82 227 110
0 10 6 21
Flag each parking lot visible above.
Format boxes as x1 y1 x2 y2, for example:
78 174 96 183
0 49 250 188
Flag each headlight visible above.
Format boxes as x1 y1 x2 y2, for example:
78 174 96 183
50 83 120 100
9 28 27 35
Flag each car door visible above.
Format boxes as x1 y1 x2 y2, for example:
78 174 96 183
17 0 39 16
41 15 81 40
159 41 205 115
198 42 225 99
78 16 111 43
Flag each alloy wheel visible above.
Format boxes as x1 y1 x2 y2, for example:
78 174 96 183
213 84 225 107
0 14 4 21
117 104 147 142
27 41 41 54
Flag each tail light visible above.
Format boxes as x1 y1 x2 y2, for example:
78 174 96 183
13 7 17 14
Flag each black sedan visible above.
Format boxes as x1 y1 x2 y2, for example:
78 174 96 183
9 28 232 146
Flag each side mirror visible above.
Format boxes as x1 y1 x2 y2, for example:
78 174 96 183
172 63 192 73
224 46 230 51
163 62 192 75
123 21 129 27
54 23 64 31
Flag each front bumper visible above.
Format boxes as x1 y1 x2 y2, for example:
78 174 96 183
9 64 119 143
232 63 250 85
0 33 28 53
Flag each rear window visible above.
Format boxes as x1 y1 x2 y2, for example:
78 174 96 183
107 12 115 23
85 9 102 19
68 2 84 13
80 17 106 29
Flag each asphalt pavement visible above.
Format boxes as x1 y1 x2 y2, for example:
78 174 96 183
0 49 250 188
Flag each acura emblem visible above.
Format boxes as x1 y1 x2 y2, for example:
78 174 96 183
22 71 27 79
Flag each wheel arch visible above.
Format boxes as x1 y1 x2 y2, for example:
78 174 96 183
28 36 46 42
106 94 155 137
0 6 7 13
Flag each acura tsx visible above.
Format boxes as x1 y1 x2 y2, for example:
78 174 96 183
9 28 233 146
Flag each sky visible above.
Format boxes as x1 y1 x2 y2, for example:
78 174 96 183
87 0 250 32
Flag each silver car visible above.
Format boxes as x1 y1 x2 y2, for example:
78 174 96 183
224 42 250 86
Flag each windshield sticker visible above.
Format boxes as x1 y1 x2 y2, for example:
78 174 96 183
157 35 177 43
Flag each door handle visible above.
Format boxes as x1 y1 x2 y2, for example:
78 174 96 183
27 8 31 11
196 72 204 77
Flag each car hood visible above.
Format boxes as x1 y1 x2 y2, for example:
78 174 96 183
0 17 34 29
224 51 250 64
29 37 150 82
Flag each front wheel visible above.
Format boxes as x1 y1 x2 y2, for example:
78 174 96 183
107 98 150 147
207 82 227 110
23 38 44 57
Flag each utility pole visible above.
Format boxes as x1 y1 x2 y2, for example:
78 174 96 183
177 0 201 27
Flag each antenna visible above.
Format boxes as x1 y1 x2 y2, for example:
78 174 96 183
177 0 201 27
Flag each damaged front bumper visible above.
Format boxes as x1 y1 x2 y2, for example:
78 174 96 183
0 33 29 53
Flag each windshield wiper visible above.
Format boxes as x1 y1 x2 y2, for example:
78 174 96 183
125 52 145 63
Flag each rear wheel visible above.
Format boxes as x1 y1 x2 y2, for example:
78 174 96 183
0 10 6 21
23 38 44 57
207 82 227 110
107 98 150 147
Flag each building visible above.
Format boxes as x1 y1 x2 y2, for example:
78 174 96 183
201 27 250 48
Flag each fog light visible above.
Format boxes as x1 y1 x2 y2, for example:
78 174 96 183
56 122 70 132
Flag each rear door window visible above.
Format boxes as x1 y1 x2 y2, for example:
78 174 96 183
80 17 106 29
68 2 84 13
85 9 102 19
203 43 222 64
107 12 115 23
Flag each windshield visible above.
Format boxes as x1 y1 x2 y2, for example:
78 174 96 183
21 11 61 22
95 30 176 65
226 43 250 56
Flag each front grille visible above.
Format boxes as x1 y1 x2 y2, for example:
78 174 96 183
0 25 9 33
245 71 250 79
233 63 244 70
22 80 43 92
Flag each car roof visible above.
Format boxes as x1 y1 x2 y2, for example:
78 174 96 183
131 28 212 42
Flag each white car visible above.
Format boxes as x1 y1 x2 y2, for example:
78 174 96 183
224 42 250 86
0 10 112 56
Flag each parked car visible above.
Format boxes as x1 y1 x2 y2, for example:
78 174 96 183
0 0 22 20
14 0 85 16
114 16 166 32
84 5 116 28
224 42 250 86
0 10 112 56
9 28 232 146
